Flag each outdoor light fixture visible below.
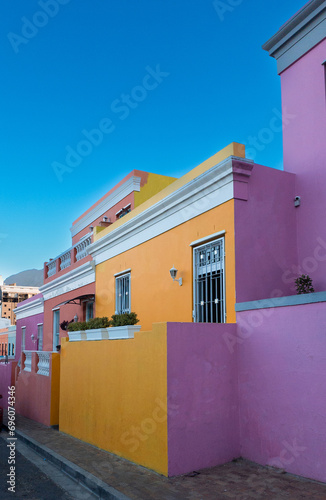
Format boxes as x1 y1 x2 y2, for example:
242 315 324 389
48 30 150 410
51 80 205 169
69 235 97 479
31 334 37 343
74 314 78 322
170 266 182 286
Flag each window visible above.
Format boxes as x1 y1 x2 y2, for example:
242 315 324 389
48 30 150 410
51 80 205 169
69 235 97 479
8 344 11 356
53 309 60 350
115 273 131 314
116 204 131 220
37 323 43 351
86 301 94 322
21 326 26 352
193 238 225 323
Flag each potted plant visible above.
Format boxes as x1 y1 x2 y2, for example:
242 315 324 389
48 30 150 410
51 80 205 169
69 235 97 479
67 317 110 342
108 312 141 339
295 274 315 294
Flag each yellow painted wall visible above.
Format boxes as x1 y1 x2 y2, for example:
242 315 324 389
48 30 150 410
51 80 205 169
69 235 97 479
94 142 245 243
96 200 236 331
135 172 177 208
59 324 168 475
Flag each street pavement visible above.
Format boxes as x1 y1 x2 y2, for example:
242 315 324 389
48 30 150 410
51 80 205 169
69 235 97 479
3 413 326 499
0 431 97 499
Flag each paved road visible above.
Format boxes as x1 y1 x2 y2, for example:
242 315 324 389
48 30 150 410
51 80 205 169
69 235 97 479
0 431 97 499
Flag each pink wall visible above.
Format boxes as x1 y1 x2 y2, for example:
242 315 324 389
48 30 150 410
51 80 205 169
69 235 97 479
15 293 44 354
15 352 59 426
167 322 240 476
281 39 326 292
237 301 326 483
235 164 298 303
0 362 17 410
43 283 95 351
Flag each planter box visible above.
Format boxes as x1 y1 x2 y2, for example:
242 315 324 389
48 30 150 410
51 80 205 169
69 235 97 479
68 325 141 342
108 325 141 339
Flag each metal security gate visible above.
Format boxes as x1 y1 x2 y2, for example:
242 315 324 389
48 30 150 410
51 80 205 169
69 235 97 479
193 238 225 323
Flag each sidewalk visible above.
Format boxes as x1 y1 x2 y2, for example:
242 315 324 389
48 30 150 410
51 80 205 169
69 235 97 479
3 412 326 499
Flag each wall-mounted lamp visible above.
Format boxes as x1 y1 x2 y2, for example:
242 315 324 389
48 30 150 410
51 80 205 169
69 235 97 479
31 334 37 344
294 196 301 207
74 314 78 322
170 266 182 286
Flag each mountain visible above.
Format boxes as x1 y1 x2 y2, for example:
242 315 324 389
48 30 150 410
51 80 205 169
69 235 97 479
4 268 43 287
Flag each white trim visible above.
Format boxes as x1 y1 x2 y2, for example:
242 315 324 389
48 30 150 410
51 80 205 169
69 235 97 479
263 0 326 74
14 296 44 321
52 307 60 311
190 231 226 247
90 156 252 266
70 176 141 238
114 268 131 277
40 262 95 301
37 323 43 326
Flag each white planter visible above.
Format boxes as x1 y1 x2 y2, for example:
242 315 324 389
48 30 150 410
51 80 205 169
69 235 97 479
85 328 109 341
68 330 87 342
68 326 141 342
108 325 141 339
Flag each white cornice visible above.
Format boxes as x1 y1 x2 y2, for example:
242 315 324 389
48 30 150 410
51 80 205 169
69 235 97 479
89 156 253 266
40 262 95 301
70 176 142 238
14 296 44 320
263 0 326 74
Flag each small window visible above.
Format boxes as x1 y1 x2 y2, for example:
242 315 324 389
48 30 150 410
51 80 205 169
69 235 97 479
115 273 131 314
86 302 94 322
22 327 26 352
38 324 43 351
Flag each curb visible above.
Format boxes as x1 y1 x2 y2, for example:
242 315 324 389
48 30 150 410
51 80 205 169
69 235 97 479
14 430 131 500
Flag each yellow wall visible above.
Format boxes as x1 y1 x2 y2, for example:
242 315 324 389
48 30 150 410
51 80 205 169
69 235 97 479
96 200 236 330
94 142 244 243
59 324 168 475
134 172 177 208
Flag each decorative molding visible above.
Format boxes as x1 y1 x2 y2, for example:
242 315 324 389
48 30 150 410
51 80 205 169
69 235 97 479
37 351 51 376
14 296 44 321
89 157 254 267
190 231 226 247
235 291 326 312
263 0 326 74
40 262 95 301
114 268 131 277
70 176 142 238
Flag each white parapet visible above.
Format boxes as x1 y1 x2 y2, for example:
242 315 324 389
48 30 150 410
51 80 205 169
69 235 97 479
37 351 51 377
23 351 32 372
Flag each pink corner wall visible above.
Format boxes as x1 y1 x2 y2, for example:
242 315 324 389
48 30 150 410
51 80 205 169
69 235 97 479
167 322 240 476
0 362 17 410
43 283 95 351
281 39 326 292
234 164 298 303
237 301 326 483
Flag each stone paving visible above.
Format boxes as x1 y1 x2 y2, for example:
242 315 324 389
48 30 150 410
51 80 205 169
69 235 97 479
4 413 326 499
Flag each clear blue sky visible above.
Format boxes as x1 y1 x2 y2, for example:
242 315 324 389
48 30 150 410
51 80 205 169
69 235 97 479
0 0 306 279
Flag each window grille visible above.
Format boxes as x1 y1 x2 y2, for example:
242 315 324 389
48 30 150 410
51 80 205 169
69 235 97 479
193 238 225 323
115 273 131 314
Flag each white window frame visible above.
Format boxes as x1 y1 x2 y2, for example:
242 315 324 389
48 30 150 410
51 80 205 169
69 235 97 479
86 301 94 322
37 323 44 351
53 308 60 351
115 272 131 314
193 237 226 323
21 326 26 352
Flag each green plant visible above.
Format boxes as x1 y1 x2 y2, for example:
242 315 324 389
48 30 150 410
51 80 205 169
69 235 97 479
295 274 315 294
67 317 110 331
109 312 139 327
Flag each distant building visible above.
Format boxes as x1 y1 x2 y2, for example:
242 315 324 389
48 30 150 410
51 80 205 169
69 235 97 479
0 282 39 325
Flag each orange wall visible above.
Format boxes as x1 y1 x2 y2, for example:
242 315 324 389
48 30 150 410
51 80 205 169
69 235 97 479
96 201 236 330
59 323 168 475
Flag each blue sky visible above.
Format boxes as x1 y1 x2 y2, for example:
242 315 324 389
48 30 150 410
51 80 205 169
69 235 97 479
0 0 306 280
